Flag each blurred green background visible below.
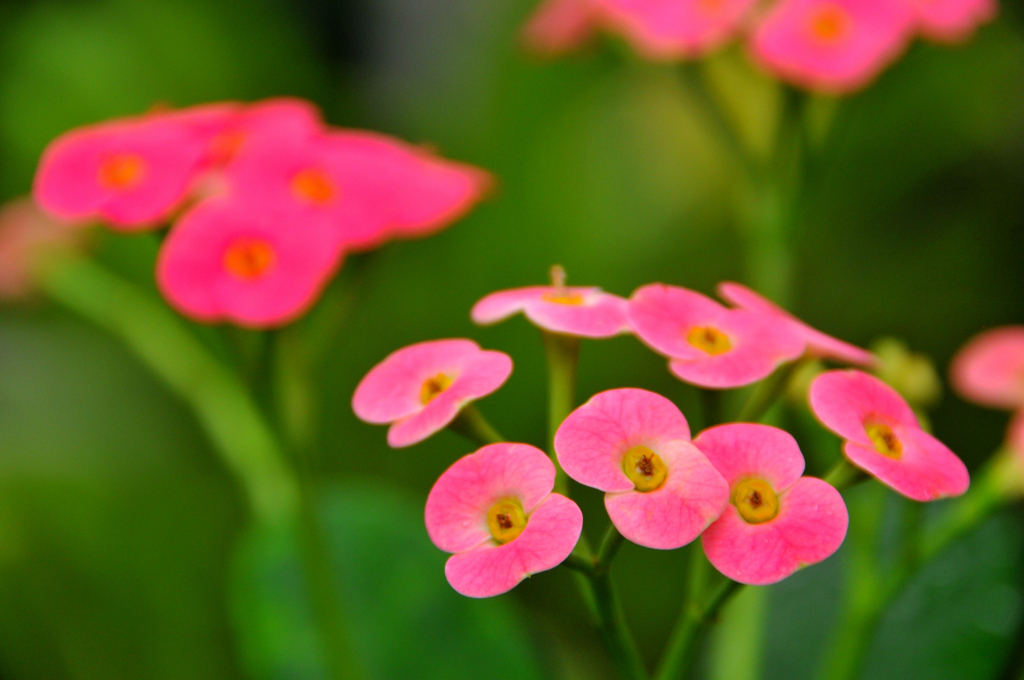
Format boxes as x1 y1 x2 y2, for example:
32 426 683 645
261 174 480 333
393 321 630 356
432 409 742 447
1 0 1023 678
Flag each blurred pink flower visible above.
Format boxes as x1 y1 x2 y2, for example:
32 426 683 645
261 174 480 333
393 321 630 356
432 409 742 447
913 0 996 42
810 369 969 500
0 198 84 301
697 423 848 585
717 282 876 367
522 0 601 55
223 129 491 251
950 326 1024 410
425 443 583 598
749 0 915 93
472 269 630 338
34 116 208 229
628 283 805 388
594 0 759 58
156 199 343 328
555 388 729 549
1009 410 1024 459
352 339 513 448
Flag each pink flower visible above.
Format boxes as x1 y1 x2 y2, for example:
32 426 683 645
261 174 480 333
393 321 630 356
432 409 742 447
352 339 513 448
950 326 1024 410
1010 410 1024 456
809 369 970 500
696 423 848 585
913 0 996 42
155 199 343 328
522 0 601 55
34 116 208 229
168 98 324 169
554 388 729 549
717 282 876 367
471 269 630 338
628 284 805 388
222 130 491 251
749 0 915 93
592 0 759 59
0 197 84 301
425 443 583 598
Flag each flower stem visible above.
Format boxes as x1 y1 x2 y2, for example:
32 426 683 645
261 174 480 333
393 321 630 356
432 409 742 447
818 453 1017 680
655 548 743 680
543 330 579 494
596 524 626 571
735 358 806 423
39 253 364 679
38 252 299 525
823 459 867 490
591 567 650 680
448 404 505 446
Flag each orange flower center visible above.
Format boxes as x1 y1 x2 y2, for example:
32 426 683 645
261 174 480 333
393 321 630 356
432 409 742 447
687 326 732 355
210 131 247 163
733 478 780 524
697 0 725 15
223 238 276 280
865 422 902 458
290 168 336 205
420 373 453 404
98 154 146 190
808 3 851 43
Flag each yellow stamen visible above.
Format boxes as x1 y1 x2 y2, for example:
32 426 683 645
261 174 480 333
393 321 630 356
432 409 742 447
420 373 453 405
621 445 668 492
865 422 902 458
487 499 527 544
98 154 146 190
732 478 780 524
223 238 276 280
541 264 584 304
290 168 336 205
687 326 732 355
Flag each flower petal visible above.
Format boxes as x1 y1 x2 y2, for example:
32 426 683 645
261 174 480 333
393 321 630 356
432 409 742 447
702 477 848 585
809 369 918 445
605 440 729 549
443 493 583 598
950 326 1024 410
426 443 557 555
843 427 969 501
555 388 692 493
693 423 805 490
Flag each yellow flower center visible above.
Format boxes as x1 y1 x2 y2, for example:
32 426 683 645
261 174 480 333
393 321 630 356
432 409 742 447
487 499 527 544
865 422 902 459
541 291 584 305
733 478 780 524
420 373 453 404
808 3 851 43
290 168 337 205
223 238 276 280
98 153 146 190
687 326 732 355
621 446 668 492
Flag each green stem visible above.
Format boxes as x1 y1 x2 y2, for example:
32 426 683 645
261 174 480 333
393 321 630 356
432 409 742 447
819 453 1017 680
736 359 805 423
596 524 626 571
38 253 298 525
655 560 743 680
592 568 650 680
448 404 505 446
701 389 723 429
543 331 579 494
824 459 866 490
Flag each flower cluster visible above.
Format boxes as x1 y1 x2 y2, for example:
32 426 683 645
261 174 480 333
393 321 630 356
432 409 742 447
523 0 997 93
952 326 1024 462
354 273 969 596
33 99 491 327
